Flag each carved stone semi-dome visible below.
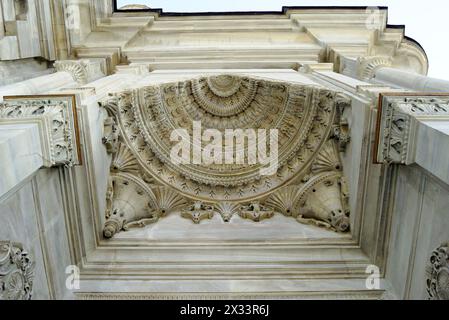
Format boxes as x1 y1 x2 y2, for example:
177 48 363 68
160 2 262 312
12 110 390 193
102 74 350 203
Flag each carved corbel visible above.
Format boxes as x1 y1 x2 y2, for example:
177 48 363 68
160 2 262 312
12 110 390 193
0 242 34 300
0 95 81 167
426 243 449 300
376 95 449 164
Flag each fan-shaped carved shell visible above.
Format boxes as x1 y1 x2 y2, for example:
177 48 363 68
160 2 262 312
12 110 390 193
153 186 188 216
214 202 240 222
264 185 301 217
112 143 140 174
311 140 342 174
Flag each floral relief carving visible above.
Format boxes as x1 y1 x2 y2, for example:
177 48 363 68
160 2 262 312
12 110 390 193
0 242 34 300
426 243 449 300
101 74 352 237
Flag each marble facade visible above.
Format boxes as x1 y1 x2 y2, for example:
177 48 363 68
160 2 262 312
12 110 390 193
0 1 448 300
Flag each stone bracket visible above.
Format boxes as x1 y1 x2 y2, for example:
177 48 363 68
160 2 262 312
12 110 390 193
0 95 82 167
375 93 449 164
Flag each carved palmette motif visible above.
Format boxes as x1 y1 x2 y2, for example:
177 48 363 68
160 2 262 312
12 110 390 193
214 202 240 222
0 242 34 300
100 74 352 237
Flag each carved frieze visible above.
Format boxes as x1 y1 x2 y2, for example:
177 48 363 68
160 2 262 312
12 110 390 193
0 242 34 300
376 95 449 164
426 243 449 300
101 75 352 237
0 95 81 167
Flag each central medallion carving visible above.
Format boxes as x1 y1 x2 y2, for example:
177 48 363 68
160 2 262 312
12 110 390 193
191 75 258 116
101 74 351 238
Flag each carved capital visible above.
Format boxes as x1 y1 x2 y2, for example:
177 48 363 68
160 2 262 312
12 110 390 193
54 59 105 85
426 243 449 300
357 56 392 81
0 95 81 167
0 242 35 300
376 95 449 164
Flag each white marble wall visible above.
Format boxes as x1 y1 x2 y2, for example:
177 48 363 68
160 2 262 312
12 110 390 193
0 168 74 299
386 164 449 299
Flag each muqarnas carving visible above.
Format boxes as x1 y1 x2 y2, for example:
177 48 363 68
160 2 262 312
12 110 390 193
100 74 352 238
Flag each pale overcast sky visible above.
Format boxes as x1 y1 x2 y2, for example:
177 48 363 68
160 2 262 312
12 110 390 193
117 0 449 80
